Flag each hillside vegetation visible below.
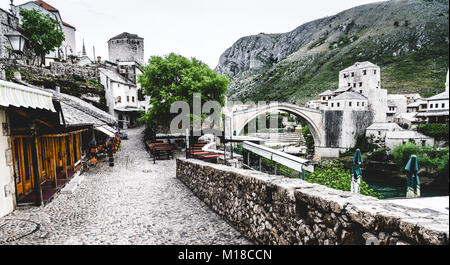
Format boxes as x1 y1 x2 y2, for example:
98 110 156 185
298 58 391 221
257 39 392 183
216 0 449 103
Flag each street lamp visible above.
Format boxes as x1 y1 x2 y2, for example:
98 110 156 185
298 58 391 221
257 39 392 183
0 33 28 78
6 34 27 55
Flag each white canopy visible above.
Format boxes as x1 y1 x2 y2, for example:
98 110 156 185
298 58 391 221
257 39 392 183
0 80 56 112
95 125 116 137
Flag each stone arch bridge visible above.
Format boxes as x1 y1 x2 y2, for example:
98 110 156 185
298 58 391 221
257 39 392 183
227 103 373 160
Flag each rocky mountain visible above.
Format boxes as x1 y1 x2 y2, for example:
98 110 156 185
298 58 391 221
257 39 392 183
216 0 449 103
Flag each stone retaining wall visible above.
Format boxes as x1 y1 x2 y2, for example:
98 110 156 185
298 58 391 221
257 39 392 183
14 62 98 81
176 158 449 245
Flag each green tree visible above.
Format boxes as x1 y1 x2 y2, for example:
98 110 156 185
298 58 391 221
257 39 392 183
391 143 449 176
19 8 65 66
302 124 315 152
138 53 229 129
416 123 449 141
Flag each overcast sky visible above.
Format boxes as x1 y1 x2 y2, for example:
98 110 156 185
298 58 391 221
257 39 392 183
2 0 387 68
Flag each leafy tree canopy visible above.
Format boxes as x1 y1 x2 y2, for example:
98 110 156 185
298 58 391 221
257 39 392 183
138 53 229 128
19 8 65 65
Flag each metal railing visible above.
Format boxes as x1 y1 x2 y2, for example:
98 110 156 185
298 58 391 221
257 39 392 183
242 141 314 177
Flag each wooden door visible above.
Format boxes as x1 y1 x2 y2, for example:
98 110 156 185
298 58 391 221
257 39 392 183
22 138 34 194
12 138 23 197
12 137 34 196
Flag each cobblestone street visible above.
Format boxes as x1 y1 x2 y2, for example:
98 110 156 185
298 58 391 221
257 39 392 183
0 127 250 245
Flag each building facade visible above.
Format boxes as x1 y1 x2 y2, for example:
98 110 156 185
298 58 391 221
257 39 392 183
319 61 388 122
99 67 141 129
416 70 449 124
10 0 77 63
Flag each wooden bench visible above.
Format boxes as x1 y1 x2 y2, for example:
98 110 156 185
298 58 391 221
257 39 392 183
145 141 175 163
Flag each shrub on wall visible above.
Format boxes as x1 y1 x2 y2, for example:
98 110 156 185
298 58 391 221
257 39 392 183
367 148 388 162
416 123 449 141
305 162 383 199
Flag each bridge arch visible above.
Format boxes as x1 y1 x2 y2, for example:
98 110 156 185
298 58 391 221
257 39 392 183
231 104 324 147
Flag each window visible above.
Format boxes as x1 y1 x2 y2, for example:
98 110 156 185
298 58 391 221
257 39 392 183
331 103 334 107
430 104 433 109
357 102 360 107
435 103 438 108
353 83 356 88
362 102 365 106
118 96 122 103
374 70 377 74
349 102 352 107
348 83 351 87
442 103 446 108
127 96 130 102
360 90 363 94
132 96 135 102
351 72 354 77
337 103 340 107
359 82 363 87
363 70 367 75
323 97 326 101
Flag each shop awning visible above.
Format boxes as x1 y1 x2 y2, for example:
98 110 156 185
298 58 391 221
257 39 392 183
95 125 116 137
0 80 56 112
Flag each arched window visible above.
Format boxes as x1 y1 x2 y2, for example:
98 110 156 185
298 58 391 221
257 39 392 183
118 96 122 103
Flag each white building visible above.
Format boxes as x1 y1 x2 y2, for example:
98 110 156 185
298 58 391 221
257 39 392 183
327 91 368 111
366 122 403 141
385 131 434 151
305 100 321 110
387 94 408 123
394 112 418 129
416 70 449 124
11 0 77 63
319 61 388 122
99 67 141 129
407 100 428 113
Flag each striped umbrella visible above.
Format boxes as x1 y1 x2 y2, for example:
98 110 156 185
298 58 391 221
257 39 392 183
405 155 420 198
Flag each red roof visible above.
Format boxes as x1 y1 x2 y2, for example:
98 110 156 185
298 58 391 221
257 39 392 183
34 0 58 12
62 21 76 30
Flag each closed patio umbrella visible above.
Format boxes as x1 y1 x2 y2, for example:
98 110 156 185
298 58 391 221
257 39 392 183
405 155 420 198
351 149 363 194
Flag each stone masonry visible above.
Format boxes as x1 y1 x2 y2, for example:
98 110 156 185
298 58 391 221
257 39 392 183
176 158 449 245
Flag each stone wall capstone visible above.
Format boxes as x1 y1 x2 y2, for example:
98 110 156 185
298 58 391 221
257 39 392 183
176 158 449 245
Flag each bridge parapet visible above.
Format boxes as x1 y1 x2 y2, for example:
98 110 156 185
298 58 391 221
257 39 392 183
230 102 322 115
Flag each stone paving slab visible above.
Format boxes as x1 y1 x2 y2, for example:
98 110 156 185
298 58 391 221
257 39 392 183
0 127 250 245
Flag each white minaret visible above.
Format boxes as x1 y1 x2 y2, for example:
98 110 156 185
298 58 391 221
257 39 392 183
446 69 449 92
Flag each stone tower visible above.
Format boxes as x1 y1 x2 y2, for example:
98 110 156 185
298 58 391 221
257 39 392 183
108 32 144 65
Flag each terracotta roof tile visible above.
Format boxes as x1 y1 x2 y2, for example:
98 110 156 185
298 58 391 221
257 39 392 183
34 0 58 12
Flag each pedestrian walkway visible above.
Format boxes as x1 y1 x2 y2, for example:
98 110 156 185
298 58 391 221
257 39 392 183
385 196 449 215
0 127 250 245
